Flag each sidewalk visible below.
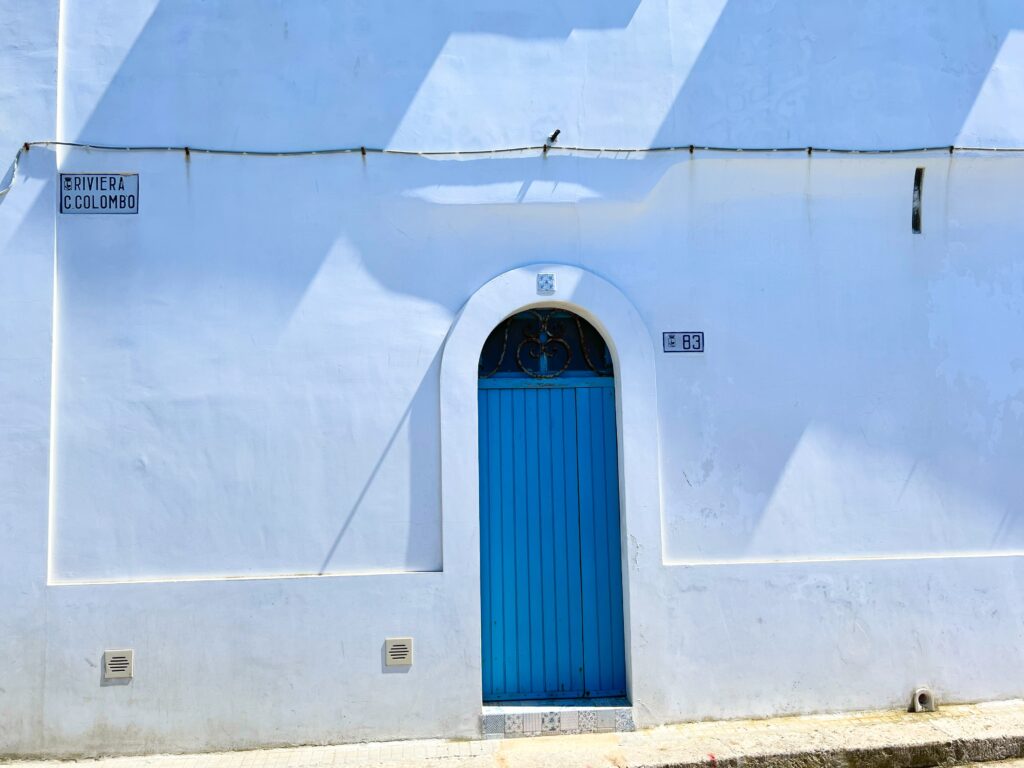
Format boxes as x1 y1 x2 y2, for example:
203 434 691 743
7 699 1024 768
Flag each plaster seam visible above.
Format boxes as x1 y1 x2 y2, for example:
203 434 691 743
46 0 65 587
45 174 59 586
48 567 441 587
665 550 1024 567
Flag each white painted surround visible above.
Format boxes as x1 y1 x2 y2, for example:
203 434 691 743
439 265 662 709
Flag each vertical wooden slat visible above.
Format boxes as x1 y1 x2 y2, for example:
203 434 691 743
575 387 601 696
603 386 627 694
598 388 616 691
479 390 491 695
512 389 531 691
537 389 558 693
524 389 544 695
562 388 585 695
550 389 574 694
499 389 518 694
489 391 505 696
592 387 614 691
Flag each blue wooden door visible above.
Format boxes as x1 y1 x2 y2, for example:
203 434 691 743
479 377 626 701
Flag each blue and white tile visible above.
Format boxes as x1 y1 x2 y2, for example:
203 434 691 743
541 712 561 733
577 711 599 733
504 713 523 735
615 709 635 732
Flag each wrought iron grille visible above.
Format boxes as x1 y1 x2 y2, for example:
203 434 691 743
478 309 613 379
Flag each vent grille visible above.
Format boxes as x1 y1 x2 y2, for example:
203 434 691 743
103 649 133 680
384 637 413 667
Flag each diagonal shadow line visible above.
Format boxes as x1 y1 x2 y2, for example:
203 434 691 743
317 348 442 575
317 393 418 575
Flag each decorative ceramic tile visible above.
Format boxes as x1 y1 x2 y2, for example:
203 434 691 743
541 712 561 733
615 709 636 732
578 711 599 733
537 273 556 294
521 712 543 735
597 709 617 732
559 711 579 733
481 707 634 740
504 713 523 735
482 714 505 737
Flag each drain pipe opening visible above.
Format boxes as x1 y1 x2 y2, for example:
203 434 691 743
910 686 937 713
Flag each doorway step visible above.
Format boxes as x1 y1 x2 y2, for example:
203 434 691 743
481 701 634 738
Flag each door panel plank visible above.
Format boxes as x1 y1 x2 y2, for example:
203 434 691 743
512 388 531 691
575 387 601 697
560 388 586 696
536 390 558 693
524 389 545 696
499 389 519 694
593 388 614 692
603 387 627 695
479 390 493 694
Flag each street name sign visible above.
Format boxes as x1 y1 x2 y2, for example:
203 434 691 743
59 173 139 214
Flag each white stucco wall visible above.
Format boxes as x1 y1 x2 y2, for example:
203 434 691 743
2 0 1024 757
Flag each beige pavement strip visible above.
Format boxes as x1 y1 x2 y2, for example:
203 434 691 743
6 700 1024 768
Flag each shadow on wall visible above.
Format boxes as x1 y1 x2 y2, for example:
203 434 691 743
56 0 1024 301
42 0 1024 573
316 346 443 575
61 0 1024 152
61 0 642 150
649 0 1024 149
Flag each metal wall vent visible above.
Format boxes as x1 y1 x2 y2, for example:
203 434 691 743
384 637 413 667
103 649 133 680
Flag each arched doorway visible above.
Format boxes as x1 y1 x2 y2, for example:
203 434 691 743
477 308 626 702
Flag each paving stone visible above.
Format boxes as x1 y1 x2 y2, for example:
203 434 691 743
6 700 1024 768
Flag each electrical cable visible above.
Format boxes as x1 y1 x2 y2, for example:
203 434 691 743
3 139 1024 197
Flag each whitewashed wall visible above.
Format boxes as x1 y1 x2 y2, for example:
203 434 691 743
2 0 1024 757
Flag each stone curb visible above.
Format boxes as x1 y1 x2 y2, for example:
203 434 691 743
5 701 1024 767
635 735 1024 768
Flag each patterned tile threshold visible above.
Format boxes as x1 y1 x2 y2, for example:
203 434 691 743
481 703 634 738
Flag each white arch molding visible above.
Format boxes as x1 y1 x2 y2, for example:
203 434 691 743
439 264 664 717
